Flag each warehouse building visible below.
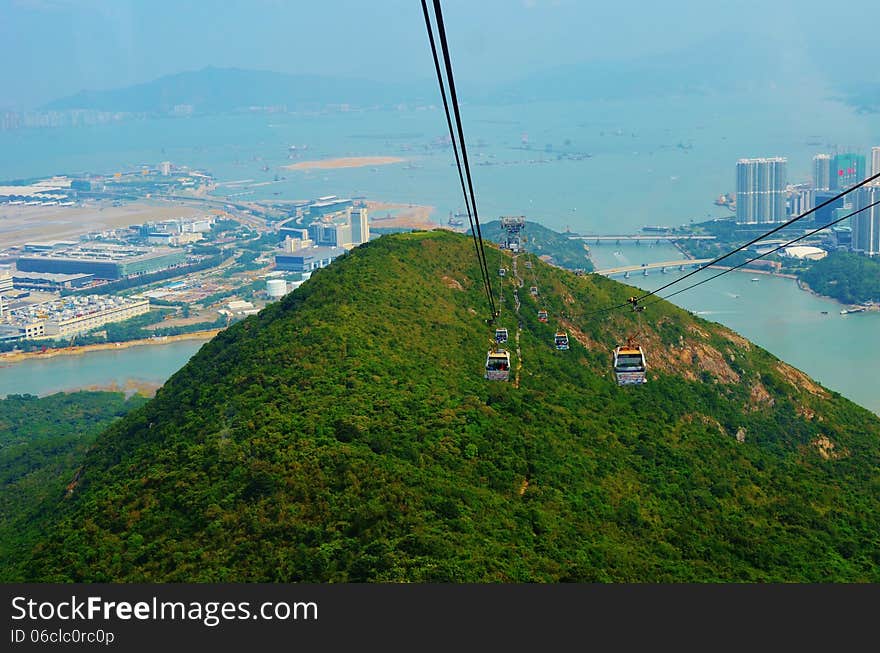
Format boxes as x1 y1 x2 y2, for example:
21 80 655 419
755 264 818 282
16 244 186 280
275 246 345 272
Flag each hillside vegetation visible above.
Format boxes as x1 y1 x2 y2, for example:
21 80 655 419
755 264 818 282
24 231 880 582
0 392 148 581
799 251 880 305
480 220 594 271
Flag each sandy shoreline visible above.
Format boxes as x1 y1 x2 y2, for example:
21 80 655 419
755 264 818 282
365 200 440 230
0 329 221 364
282 156 405 171
79 379 164 398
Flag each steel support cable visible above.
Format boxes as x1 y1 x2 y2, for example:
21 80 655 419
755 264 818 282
630 171 880 304
587 173 880 316
420 0 496 320
429 0 496 319
643 198 880 307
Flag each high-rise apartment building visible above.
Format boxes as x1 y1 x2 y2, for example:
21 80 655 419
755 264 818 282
830 152 866 190
736 157 787 224
812 154 831 191
350 207 370 245
871 146 880 177
812 191 845 228
852 185 880 256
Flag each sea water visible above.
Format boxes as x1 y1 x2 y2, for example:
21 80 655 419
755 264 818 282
0 90 877 411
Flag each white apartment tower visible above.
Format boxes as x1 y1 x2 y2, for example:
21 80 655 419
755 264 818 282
736 157 788 224
350 207 370 245
813 154 831 191
852 185 880 256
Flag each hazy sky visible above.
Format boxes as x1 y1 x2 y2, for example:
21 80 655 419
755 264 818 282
1 0 877 108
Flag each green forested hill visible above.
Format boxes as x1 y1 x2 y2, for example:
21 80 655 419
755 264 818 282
799 251 880 304
24 231 880 582
480 219 594 271
0 392 148 581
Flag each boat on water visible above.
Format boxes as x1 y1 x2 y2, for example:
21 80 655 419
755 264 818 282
840 306 867 315
750 278 759 282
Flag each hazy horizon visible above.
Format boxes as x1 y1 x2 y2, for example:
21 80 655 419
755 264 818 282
3 0 879 109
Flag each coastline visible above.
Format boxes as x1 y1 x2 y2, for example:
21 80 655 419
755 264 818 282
708 265 870 309
706 265 797 280
365 200 439 230
793 277 835 304
0 329 221 365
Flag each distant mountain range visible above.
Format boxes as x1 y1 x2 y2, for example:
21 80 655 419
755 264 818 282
488 34 792 104
43 67 433 113
43 36 794 115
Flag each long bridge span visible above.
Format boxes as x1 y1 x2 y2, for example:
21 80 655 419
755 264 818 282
570 234 716 244
594 258 714 277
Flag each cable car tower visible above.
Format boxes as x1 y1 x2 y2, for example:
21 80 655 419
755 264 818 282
500 216 526 253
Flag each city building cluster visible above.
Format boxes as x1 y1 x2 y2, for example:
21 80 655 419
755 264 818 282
0 161 299 348
0 292 150 342
734 146 880 256
274 196 370 273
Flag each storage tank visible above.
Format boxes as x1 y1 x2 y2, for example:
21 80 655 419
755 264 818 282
266 278 287 299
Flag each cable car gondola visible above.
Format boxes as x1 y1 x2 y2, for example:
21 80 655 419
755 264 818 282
537 309 549 322
499 267 506 277
495 327 509 343
554 332 569 350
613 344 647 385
485 349 511 381
530 286 538 296
525 261 532 269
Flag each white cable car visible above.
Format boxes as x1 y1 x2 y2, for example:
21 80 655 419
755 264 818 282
537 309 549 322
530 286 538 296
613 345 647 385
525 261 532 269
499 267 506 277
495 327 509 343
554 332 569 350
485 349 511 381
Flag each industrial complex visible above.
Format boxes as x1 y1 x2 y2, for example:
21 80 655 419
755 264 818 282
0 295 150 341
274 197 370 272
16 243 187 280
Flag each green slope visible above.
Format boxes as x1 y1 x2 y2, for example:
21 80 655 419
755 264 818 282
0 392 148 581
25 231 880 582
479 219 594 271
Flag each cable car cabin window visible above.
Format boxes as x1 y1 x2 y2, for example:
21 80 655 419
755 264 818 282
615 354 644 371
485 350 511 380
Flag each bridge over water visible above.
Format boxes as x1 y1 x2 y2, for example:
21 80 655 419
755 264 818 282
594 258 714 277
570 234 716 244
